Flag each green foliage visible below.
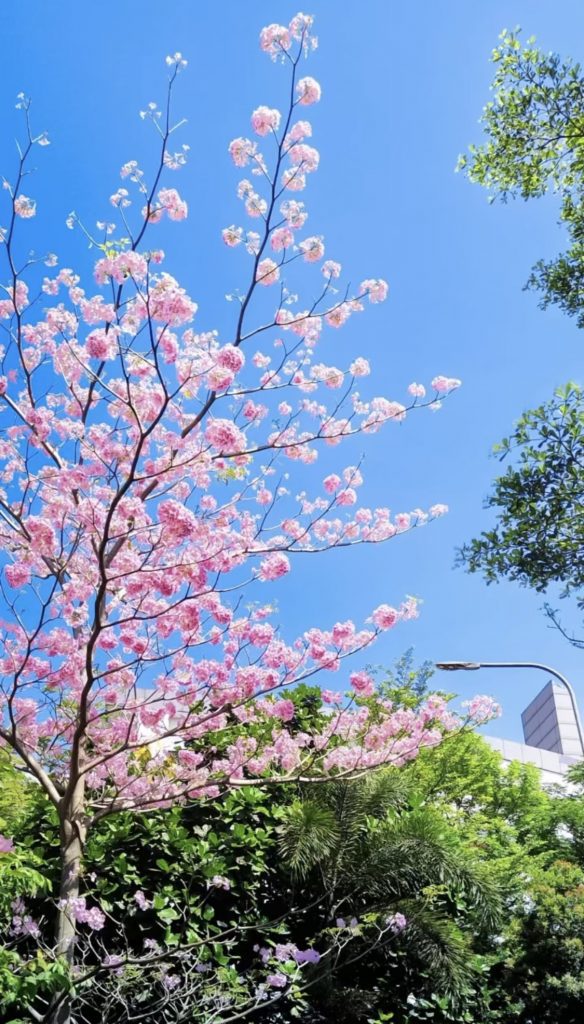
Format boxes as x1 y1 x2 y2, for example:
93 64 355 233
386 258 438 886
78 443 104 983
499 857 584 1022
4 673 584 1024
278 767 503 1022
460 28 584 325
458 382 584 643
0 752 58 1013
0 750 36 834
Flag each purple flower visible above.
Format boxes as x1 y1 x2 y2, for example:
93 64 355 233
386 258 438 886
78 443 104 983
85 907 106 930
134 890 152 911
0 834 14 854
295 947 321 964
207 874 230 890
266 972 288 989
22 916 41 939
275 941 298 961
387 912 407 934
103 954 123 968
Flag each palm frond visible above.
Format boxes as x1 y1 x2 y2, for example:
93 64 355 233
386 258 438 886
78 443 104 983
278 799 340 877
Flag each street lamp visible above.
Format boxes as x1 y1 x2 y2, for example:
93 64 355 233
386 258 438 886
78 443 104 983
435 660 584 757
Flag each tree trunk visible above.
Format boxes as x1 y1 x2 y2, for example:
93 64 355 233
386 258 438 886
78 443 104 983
46 779 87 1024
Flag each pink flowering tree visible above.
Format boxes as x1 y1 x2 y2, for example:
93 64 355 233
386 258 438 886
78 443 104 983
0 12 498 1023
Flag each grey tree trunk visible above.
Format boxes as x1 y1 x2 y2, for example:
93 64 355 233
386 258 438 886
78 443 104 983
45 779 87 1024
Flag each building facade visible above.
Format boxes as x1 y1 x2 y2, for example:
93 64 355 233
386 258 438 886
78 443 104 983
485 680 583 787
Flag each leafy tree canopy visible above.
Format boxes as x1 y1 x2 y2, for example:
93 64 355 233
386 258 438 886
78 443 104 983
458 382 584 644
459 28 584 325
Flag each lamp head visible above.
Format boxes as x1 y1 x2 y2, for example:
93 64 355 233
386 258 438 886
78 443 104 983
435 661 481 671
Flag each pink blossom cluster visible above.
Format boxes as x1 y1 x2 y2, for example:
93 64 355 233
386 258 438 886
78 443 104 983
0 279 29 318
156 187 188 221
462 695 502 724
360 278 389 303
251 105 281 136
0 11 471 831
260 13 317 60
296 76 321 105
14 194 36 218
94 251 148 284
431 374 462 393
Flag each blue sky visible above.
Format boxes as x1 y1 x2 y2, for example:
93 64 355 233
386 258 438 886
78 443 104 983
1 0 583 742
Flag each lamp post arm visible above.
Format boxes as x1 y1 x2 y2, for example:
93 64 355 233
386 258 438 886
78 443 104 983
476 661 584 757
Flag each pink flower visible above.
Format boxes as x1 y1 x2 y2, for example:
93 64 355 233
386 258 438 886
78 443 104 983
323 474 341 494
228 138 256 167
325 303 351 328
256 259 280 285
322 260 341 279
395 513 411 530
360 278 388 303
215 345 244 376
350 671 375 697
337 488 357 506
249 623 274 646
205 419 246 454
463 695 502 724
158 187 188 221
408 382 426 398
350 357 370 377
271 226 294 251
94 251 147 285
5 562 31 588
429 504 448 517
372 604 399 630
312 363 343 388
288 120 312 142
288 143 320 172
299 236 325 262
282 168 306 192
256 488 273 506
259 23 291 56
243 399 268 420
289 12 315 40
322 690 341 704
343 466 363 486
251 106 281 136
273 699 295 721
86 329 117 361
296 77 322 105
258 553 291 581
14 195 36 218
244 190 268 218
431 375 462 393
280 199 308 228
332 621 355 644
222 225 243 247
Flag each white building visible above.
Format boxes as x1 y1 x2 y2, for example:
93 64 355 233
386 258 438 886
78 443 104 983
484 680 583 787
